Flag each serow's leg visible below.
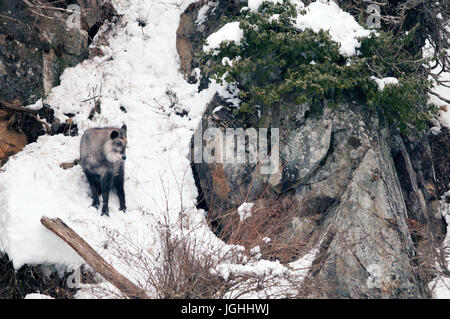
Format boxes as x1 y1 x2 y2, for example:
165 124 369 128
101 172 113 216
114 167 126 212
85 172 100 209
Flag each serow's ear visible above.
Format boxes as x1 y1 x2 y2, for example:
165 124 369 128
110 130 119 139
121 124 127 137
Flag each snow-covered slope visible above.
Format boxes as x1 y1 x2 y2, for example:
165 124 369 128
0 0 221 285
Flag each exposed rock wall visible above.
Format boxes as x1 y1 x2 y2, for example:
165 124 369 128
193 96 438 298
0 0 116 165
0 109 27 166
176 0 240 84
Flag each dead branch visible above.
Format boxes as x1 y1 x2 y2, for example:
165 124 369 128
0 100 51 134
429 90 450 105
21 0 33 7
40 217 148 299
0 13 23 24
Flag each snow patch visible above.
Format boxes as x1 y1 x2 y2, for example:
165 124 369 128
196 1 218 27
26 98 44 111
248 0 283 12
238 202 254 221
369 76 399 91
203 22 243 55
295 0 371 56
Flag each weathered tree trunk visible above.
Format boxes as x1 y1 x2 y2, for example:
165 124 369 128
40 217 148 299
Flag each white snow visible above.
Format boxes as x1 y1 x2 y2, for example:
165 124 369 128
269 14 280 22
203 21 243 55
212 105 225 114
26 98 44 111
423 27 450 299
196 1 218 27
423 40 450 128
217 241 321 298
430 126 441 135
213 259 287 282
369 76 399 91
221 57 233 66
248 0 282 12
429 68 450 128
237 202 254 221
294 0 372 56
207 0 372 58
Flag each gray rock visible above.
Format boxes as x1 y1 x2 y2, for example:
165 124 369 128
191 96 441 297
0 0 116 166
270 117 332 193
0 0 114 105
305 133 429 298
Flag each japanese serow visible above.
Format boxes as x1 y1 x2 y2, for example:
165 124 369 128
80 125 127 216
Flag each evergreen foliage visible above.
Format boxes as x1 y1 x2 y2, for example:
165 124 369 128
201 0 438 134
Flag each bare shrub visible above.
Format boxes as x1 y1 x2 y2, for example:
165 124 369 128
77 169 313 299
141 210 230 299
215 195 312 264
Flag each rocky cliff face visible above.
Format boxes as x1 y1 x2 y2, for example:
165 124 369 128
179 0 448 298
194 96 443 298
0 0 116 165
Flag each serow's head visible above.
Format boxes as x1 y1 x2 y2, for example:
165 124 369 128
105 124 128 162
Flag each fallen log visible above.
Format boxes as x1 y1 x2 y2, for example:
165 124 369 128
40 216 148 299
0 99 51 134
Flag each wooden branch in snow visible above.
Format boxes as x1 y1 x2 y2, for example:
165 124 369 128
40 217 148 299
0 99 51 134
0 99 36 114
429 90 450 105
21 0 33 7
